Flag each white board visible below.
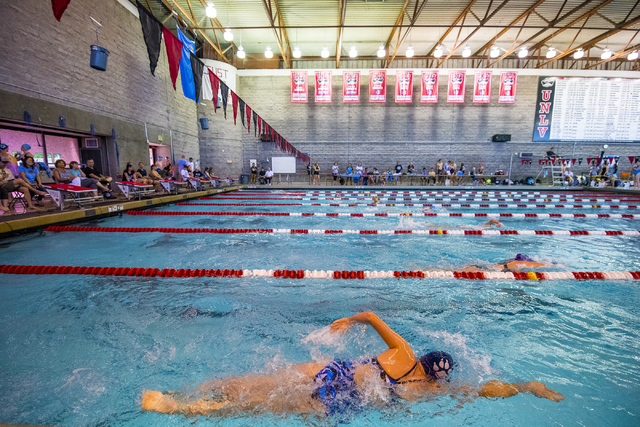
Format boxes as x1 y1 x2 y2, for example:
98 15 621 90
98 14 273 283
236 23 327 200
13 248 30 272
271 157 296 173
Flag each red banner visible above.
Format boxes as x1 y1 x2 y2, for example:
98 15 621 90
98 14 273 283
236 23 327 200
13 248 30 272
343 71 360 103
314 71 332 103
291 71 308 103
420 70 438 103
369 70 387 103
395 70 413 103
498 71 517 104
447 70 466 103
473 71 492 103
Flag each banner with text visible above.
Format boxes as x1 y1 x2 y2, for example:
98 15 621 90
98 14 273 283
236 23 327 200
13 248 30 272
447 70 466 103
472 70 492 103
420 70 438 103
395 70 413 103
291 71 308 103
498 71 517 104
342 71 360 103
533 76 556 141
369 70 387 103
315 71 333 103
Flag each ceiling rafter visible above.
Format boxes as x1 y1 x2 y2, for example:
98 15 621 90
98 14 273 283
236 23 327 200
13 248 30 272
425 0 479 57
586 37 640 68
486 0 607 66
437 0 511 66
335 0 348 69
383 0 411 62
385 0 431 68
194 0 238 60
162 0 231 64
261 0 291 68
537 11 640 67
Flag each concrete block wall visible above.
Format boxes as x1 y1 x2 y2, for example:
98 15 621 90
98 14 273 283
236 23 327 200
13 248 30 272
197 101 244 177
0 0 199 173
238 74 640 181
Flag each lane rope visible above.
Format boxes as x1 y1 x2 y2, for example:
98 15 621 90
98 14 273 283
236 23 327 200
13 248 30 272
0 264 638 281
237 190 640 199
201 196 632 203
125 211 640 219
44 226 640 236
177 202 638 209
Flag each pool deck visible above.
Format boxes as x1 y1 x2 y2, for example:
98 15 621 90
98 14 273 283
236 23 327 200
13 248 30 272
1 184 637 238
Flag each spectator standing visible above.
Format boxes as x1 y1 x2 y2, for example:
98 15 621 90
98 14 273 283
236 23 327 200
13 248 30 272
177 155 188 175
436 159 444 184
313 162 321 185
395 161 403 184
632 157 640 189
332 162 339 184
250 164 258 184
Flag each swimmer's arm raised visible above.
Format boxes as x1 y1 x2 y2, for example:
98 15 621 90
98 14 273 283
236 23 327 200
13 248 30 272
330 312 411 351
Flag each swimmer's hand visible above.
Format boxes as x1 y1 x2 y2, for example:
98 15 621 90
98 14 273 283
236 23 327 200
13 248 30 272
142 391 178 413
523 381 565 402
330 317 354 333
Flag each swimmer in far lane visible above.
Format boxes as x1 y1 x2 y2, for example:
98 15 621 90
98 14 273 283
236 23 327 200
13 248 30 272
142 312 564 417
462 254 547 273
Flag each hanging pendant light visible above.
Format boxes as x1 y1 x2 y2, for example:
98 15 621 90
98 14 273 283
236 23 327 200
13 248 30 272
377 45 386 58
237 45 245 58
462 45 471 57
433 45 443 58
293 47 301 58
601 48 612 59
573 48 584 59
224 29 233 41
628 50 639 60
405 46 414 57
264 46 273 58
205 2 217 18
518 47 528 58
349 45 357 58
490 45 500 58
546 47 556 59
321 47 330 58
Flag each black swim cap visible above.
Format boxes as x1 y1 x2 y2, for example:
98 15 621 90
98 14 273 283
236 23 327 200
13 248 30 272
420 351 454 380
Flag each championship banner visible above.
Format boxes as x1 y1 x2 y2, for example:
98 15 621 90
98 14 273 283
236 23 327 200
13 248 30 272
291 71 308 103
447 70 466 103
369 70 387 103
498 71 517 104
314 71 332 103
343 71 360 103
420 70 438 103
395 70 413 103
472 71 492 103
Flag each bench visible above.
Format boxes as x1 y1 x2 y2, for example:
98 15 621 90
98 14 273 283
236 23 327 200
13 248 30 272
116 181 155 200
44 184 103 211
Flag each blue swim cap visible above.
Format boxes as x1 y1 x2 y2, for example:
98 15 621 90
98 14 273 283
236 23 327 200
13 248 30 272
22 144 30 150
0 143 8 150
515 254 533 261
420 351 455 380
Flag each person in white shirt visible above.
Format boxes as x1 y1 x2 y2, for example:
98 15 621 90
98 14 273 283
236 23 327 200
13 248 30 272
355 163 363 175
265 168 274 186
331 162 339 184
180 165 192 182
187 157 195 173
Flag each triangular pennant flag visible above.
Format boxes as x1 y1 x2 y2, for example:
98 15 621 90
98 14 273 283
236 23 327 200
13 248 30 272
207 68 219 113
257 116 262 137
630 156 636 164
52 0 71 21
136 2 163 75
219 81 229 119
239 98 246 128
253 111 258 137
587 158 592 164
539 159 542 165
202 68 213 100
231 91 239 125
162 27 183 90
521 159 525 165
246 104 252 134
176 25 196 100
572 158 576 165
271 127 275 144
190 52 204 103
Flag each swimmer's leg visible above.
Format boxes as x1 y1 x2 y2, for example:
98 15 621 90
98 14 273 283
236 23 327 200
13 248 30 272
142 390 231 415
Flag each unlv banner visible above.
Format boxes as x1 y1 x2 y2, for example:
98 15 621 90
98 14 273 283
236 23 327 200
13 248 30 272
369 70 387 103
315 71 332 103
447 70 466 103
291 71 308 103
395 70 413 103
473 70 492 103
499 71 517 104
343 71 360 103
420 70 438 103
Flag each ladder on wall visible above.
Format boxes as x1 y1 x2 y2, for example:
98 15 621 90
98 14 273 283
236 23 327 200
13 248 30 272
535 164 564 186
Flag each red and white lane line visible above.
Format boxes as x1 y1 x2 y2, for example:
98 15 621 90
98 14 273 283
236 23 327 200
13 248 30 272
125 211 640 219
1 264 639 281
44 226 640 236
177 202 638 209
237 190 639 199
202 196 630 203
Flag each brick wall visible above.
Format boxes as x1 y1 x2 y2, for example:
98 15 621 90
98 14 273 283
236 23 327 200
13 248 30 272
238 74 640 181
0 0 199 172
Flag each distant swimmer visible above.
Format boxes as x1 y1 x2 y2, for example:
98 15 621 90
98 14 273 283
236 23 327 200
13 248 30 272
463 254 547 273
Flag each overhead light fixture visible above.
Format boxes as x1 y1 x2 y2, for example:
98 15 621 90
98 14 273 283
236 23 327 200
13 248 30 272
321 47 330 58
237 45 245 59
433 45 443 58
223 29 233 41
628 50 639 60
546 47 556 59
518 47 528 58
264 46 273 58
349 45 357 58
292 46 301 58
573 48 584 59
406 46 414 57
462 45 471 57
601 48 612 59
205 2 217 18
490 45 500 58
377 45 386 58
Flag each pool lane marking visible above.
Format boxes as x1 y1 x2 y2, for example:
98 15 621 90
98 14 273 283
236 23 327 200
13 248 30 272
235 190 640 199
177 202 638 209
0 264 638 281
125 211 640 219
201 196 632 203
44 226 640 236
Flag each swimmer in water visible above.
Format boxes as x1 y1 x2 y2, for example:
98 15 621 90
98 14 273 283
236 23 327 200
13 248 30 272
142 312 564 416
423 219 503 229
462 254 547 273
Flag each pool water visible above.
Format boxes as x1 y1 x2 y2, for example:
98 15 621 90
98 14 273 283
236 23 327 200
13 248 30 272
1 189 639 426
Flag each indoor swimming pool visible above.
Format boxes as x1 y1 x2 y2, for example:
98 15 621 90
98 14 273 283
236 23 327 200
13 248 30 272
1 188 639 426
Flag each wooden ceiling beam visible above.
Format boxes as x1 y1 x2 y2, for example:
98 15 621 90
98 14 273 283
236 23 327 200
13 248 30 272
260 0 291 68
336 0 348 68
386 0 430 68
425 0 478 57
